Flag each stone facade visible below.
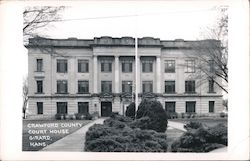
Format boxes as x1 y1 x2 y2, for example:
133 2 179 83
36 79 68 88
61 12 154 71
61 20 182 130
26 36 223 119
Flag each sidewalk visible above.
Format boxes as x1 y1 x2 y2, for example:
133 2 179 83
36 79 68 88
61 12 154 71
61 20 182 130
209 146 227 152
168 121 187 132
41 118 106 152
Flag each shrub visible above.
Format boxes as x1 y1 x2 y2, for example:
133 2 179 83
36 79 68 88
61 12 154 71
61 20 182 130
64 114 70 120
75 113 85 120
92 111 99 119
55 113 64 120
220 112 227 118
184 121 203 131
75 113 93 120
86 138 125 152
70 114 76 120
85 113 93 120
207 123 228 145
104 119 127 129
171 123 227 152
125 102 136 119
167 112 178 119
110 114 133 123
136 99 168 132
129 117 151 130
171 127 213 152
85 115 168 152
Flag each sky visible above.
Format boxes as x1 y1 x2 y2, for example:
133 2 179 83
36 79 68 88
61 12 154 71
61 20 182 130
37 1 225 40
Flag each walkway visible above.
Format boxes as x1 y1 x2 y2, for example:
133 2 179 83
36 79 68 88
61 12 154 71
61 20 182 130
209 147 227 152
168 121 187 132
41 118 106 152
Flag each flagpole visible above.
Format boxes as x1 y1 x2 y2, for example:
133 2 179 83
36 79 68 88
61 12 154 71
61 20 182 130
135 35 138 113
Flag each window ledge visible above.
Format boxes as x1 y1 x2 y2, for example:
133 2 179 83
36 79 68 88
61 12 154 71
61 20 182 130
208 92 216 94
122 72 133 73
77 92 90 94
55 93 69 94
165 72 175 73
34 71 44 73
35 92 44 94
164 92 176 94
184 92 197 94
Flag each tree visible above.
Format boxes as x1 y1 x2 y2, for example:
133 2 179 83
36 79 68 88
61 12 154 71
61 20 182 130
125 102 135 119
22 76 28 119
136 99 168 132
185 7 228 94
23 6 65 43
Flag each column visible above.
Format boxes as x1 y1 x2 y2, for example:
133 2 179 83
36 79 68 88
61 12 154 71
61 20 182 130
114 56 119 93
156 56 161 93
93 55 98 93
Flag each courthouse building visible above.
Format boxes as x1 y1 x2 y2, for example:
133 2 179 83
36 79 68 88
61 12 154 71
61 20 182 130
26 36 223 119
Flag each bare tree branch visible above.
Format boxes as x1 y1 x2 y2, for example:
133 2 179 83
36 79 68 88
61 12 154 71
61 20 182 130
183 6 228 94
22 76 28 119
23 6 65 44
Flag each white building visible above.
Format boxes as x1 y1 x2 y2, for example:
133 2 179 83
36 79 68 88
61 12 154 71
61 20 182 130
26 36 223 119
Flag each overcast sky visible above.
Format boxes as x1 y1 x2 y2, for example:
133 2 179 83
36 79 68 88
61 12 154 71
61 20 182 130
38 1 227 40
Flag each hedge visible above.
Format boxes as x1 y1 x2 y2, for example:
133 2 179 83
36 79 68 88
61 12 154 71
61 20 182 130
85 115 168 152
171 123 227 152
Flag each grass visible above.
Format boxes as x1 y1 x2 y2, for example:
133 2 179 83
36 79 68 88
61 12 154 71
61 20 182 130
170 117 228 127
22 119 92 151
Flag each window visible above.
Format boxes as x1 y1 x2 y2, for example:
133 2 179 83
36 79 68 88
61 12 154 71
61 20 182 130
78 81 89 93
37 102 43 114
57 59 67 73
142 81 153 93
209 101 215 113
36 59 43 72
186 101 196 113
57 102 67 114
165 81 175 93
165 102 176 113
122 81 133 93
208 79 215 93
142 62 153 72
101 62 112 72
78 102 89 114
101 81 112 93
78 59 89 73
57 80 68 94
185 60 195 73
165 60 175 73
36 80 43 93
122 62 133 73
209 60 215 73
185 80 195 93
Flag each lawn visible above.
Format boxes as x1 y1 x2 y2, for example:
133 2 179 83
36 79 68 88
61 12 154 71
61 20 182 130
170 117 228 127
22 119 92 151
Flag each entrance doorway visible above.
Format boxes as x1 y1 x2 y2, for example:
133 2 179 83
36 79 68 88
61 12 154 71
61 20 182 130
101 102 112 117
